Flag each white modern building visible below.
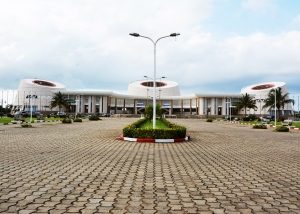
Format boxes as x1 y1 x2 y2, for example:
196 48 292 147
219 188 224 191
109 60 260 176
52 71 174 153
241 82 293 116
13 79 66 112
12 78 294 117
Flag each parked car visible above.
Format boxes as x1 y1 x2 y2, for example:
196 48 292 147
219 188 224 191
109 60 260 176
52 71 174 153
260 117 270 122
57 112 66 116
14 111 30 117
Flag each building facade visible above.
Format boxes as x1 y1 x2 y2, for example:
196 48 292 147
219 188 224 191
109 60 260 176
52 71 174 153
12 79 294 117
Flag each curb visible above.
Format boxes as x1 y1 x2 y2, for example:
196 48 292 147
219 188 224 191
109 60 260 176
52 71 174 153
117 136 190 143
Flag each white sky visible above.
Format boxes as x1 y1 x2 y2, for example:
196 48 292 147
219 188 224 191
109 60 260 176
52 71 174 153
0 0 300 95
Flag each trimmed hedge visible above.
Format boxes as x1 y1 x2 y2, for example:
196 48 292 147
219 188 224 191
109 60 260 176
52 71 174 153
253 124 267 129
123 118 186 139
62 118 72 124
74 118 83 122
89 115 101 121
21 124 33 128
275 126 289 132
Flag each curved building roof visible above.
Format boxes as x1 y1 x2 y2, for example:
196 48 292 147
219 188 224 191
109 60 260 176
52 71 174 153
18 79 65 91
241 82 287 97
241 82 285 94
128 80 180 97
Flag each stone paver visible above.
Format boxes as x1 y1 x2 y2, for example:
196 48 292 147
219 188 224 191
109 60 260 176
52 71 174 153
0 118 299 213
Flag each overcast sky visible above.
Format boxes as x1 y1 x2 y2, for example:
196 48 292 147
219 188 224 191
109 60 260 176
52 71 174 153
0 0 300 96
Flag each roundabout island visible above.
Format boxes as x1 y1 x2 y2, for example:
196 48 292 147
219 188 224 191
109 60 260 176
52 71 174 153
119 104 189 143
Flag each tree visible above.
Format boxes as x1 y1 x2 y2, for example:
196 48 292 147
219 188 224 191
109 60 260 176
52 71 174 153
236 93 257 117
0 105 13 117
0 105 4 117
50 92 69 112
263 88 294 119
144 104 163 120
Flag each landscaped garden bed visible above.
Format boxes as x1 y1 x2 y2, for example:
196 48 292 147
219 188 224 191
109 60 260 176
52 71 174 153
123 118 186 142
123 118 186 139
121 104 187 142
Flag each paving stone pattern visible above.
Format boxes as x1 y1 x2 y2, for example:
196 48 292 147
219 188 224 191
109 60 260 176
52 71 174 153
0 118 299 214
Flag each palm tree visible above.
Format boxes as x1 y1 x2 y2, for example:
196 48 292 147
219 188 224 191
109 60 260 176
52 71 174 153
236 93 257 117
50 91 69 112
263 88 294 119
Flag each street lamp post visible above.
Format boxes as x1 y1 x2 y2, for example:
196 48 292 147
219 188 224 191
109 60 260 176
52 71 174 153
26 94 38 123
130 33 179 128
274 88 277 127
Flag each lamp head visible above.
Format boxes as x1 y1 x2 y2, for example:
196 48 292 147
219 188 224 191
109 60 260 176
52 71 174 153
170 33 180 37
129 33 140 37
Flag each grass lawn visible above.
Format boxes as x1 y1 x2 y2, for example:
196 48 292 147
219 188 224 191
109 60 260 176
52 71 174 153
0 116 64 124
241 120 300 128
139 119 169 129
292 121 300 128
0 117 12 124
45 117 62 121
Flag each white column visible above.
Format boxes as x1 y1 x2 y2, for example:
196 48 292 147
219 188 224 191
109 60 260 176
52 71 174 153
211 98 216 115
99 96 103 113
222 98 227 116
102 96 108 113
80 95 85 113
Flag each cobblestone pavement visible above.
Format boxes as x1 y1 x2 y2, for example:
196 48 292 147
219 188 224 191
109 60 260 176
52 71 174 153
0 118 299 214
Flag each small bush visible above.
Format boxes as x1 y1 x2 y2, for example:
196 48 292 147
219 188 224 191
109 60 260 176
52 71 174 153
253 124 267 129
243 114 257 121
62 118 72 124
74 118 82 122
21 124 32 128
275 126 289 132
206 118 213 122
76 113 84 118
89 115 100 121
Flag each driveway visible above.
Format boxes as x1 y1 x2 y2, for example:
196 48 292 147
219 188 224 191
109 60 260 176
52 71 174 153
0 118 299 213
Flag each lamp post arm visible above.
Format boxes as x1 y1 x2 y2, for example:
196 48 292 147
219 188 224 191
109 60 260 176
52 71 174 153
139 35 155 45
155 35 171 45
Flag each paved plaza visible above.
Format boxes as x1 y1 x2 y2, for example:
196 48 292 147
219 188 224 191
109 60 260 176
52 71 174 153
0 118 299 214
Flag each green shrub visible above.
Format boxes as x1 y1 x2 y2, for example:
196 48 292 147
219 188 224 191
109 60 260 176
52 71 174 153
275 126 289 132
144 104 163 120
243 114 257 121
206 118 213 122
253 124 267 129
123 118 186 139
74 118 82 122
89 115 100 121
62 118 72 124
21 124 32 128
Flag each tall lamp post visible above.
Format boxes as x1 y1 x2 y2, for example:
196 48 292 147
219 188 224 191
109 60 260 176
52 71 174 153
130 33 180 128
26 94 38 123
274 88 277 127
